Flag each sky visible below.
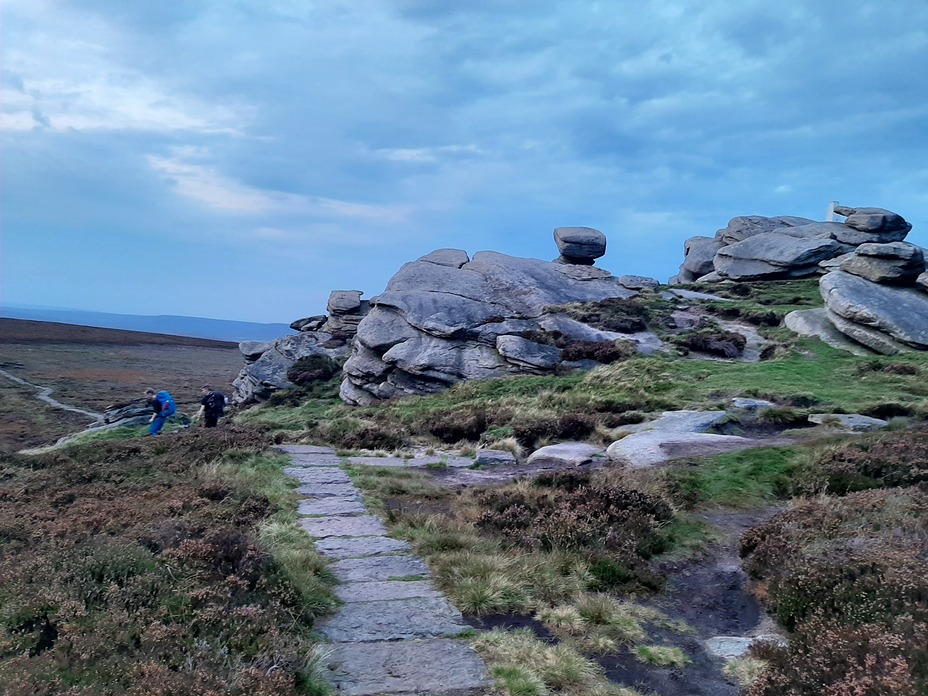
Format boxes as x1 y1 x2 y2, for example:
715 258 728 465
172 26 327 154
2 0 928 324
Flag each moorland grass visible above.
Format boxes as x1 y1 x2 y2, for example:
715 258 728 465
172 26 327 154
0 433 337 695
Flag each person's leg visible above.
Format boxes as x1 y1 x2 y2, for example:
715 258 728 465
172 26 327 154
149 415 166 435
204 414 218 428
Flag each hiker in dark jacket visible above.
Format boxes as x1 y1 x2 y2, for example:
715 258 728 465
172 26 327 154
144 388 176 436
196 385 227 428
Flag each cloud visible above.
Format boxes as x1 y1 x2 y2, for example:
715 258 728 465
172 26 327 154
372 144 482 163
147 149 412 223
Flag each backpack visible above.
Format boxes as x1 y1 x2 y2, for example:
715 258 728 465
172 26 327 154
206 391 226 416
156 391 177 417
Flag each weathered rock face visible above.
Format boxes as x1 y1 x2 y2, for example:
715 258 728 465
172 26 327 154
673 205 913 284
679 236 725 281
713 233 845 281
839 242 925 285
819 270 928 353
715 215 815 245
340 250 648 405
233 331 351 404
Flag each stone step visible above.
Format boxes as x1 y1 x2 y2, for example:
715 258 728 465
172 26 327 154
286 467 351 484
300 515 387 538
336 580 442 603
314 535 413 559
275 445 339 456
318 596 467 642
324 639 491 696
330 555 430 582
298 497 368 516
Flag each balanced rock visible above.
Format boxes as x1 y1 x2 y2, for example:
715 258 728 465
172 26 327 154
328 290 364 315
714 233 844 280
554 227 606 264
839 242 925 285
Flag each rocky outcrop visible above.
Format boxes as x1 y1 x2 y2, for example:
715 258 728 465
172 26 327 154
340 249 650 405
838 242 924 284
672 205 914 284
819 270 928 353
232 288 374 404
713 233 846 281
233 331 352 404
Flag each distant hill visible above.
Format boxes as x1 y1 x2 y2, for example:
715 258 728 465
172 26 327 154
1 306 293 342
0 318 239 348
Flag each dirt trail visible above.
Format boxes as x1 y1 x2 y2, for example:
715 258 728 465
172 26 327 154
599 508 781 696
0 367 104 424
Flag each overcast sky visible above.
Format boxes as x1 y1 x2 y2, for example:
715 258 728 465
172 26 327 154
3 0 927 323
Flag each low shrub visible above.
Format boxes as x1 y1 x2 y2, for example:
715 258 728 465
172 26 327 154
560 339 637 364
740 487 928 693
285 354 340 386
476 482 673 557
792 428 928 495
424 408 488 443
670 328 747 358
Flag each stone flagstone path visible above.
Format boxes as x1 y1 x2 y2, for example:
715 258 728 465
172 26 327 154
276 445 491 696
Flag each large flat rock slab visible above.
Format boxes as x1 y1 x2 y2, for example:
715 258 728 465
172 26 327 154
784 308 872 356
336 580 442 603
324 639 491 696
299 515 387 538
607 431 756 468
330 555 430 582
298 497 367 517
318 596 466 642
314 535 413 559
526 442 606 467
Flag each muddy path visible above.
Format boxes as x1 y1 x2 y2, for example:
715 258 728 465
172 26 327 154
599 508 781 696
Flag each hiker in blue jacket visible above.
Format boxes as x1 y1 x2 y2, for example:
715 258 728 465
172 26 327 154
144 388 176 436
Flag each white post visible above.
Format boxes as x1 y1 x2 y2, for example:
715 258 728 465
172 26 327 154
826 201 838 222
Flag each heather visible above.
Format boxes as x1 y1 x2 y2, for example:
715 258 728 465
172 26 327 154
0 428 336 695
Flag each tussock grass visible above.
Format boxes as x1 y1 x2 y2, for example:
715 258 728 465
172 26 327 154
723 657 768 687
474 629 604 692
344 464 448 500
632 645 691 667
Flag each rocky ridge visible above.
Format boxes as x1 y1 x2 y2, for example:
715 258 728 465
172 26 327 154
673 204 928 355
232 208 927 407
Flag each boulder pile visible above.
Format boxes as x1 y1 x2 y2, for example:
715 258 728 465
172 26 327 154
672 206 914 283
339 247 657 405
231 289 368 404
791 242 928 354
